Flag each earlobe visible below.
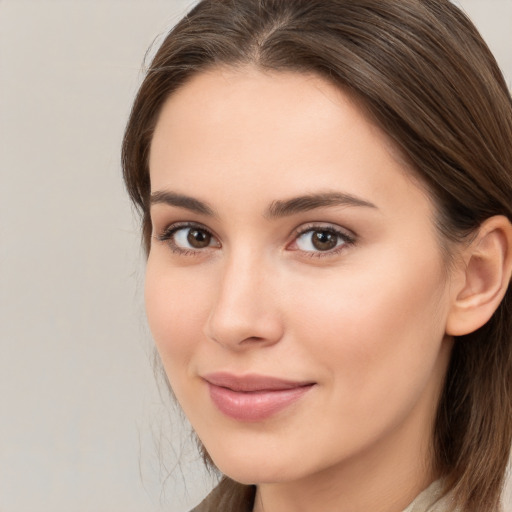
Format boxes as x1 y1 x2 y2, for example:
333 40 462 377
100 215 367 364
446 215 512 337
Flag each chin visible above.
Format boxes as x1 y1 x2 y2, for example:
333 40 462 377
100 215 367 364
204 443 312 486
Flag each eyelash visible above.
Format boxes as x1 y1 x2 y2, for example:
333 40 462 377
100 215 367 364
155 222 217 257
290 223 356 258
154 222 356 258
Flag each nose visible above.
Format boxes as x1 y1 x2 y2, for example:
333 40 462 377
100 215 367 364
203 251 284 351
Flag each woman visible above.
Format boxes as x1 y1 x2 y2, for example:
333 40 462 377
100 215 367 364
122 1 512 511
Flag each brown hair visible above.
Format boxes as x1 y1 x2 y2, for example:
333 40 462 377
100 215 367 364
122 1 512 510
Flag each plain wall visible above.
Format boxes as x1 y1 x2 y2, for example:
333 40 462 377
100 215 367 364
1 1 511 511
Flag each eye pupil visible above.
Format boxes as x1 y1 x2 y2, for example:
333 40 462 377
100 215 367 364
187 229 211 248
312 230 337 251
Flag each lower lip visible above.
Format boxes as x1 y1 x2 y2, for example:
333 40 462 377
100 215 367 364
207 383 314 422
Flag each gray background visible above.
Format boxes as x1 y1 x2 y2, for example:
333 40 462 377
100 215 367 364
1 1 511 511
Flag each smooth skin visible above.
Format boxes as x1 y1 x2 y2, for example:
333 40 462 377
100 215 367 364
145 67 512 512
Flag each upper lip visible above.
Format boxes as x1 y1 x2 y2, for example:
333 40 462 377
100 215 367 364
202 372 315 392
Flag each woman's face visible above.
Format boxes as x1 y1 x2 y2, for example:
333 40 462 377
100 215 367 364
146 68 455 487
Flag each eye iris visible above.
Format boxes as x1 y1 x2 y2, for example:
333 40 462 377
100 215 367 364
312 230 337 251
187 229 211 248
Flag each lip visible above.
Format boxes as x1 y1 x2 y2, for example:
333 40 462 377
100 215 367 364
203 372 315 422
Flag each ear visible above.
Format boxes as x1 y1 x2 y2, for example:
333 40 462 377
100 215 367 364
446 215 512 336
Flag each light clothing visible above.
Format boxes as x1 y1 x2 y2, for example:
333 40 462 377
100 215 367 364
403 480 457 512
191 479 459 512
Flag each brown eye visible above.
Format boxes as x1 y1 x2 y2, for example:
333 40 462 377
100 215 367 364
293 227 351 254
161 224 220 252
187 228 212 248
311 230 338 251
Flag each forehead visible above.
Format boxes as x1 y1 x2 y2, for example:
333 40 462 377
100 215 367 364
149 66 430 219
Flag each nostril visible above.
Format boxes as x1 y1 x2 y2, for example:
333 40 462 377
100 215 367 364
240 336 266 344
204 308 284 350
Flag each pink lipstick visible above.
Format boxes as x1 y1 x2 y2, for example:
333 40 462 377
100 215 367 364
203 373 315 422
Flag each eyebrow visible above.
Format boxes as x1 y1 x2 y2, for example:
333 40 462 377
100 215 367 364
150 191 216 216
150 190 377 218
265 191 377 218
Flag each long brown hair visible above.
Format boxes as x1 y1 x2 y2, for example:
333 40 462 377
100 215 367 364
122 1 512 510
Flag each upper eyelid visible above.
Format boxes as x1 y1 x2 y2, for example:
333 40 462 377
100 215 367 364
157 221 216 237
291 222 356 239
154 221 220 248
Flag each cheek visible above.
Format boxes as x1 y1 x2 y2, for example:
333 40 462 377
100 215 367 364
144 258 212 373
283 249 449 399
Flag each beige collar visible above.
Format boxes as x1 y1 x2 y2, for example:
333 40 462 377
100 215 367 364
403 480 456 512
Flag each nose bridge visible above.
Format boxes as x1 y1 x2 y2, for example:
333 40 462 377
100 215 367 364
204 246 283 349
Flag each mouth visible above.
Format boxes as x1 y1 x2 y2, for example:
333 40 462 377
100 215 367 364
202 372 316 422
